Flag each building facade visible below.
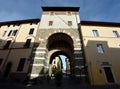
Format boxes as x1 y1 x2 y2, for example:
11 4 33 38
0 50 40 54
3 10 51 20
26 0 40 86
80 21 120 85
0 19 40 81
0 6 120 85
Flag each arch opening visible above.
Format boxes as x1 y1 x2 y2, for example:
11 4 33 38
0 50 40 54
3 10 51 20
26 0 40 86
47 33 74 51
49 51 71 78
47 33 74 78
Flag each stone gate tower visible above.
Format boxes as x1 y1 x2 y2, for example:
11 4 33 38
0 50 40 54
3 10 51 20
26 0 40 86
29 7 87 81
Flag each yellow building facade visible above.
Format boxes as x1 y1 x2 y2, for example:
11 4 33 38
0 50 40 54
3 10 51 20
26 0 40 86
0 19 40 81
81 21 120 85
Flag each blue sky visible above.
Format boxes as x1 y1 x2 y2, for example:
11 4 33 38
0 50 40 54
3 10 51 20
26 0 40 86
60 55 67 70
0 0 120 22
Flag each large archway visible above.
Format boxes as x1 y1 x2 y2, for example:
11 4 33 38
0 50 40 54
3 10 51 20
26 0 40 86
47 33 74 78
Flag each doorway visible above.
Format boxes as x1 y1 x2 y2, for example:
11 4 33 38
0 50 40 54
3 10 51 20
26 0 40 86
3 62 12 78
103 67 115 83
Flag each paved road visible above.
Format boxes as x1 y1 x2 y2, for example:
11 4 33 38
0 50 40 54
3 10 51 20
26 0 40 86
0 78 120 89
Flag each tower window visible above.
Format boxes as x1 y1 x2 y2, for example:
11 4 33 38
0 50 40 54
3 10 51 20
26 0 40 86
92 30 99 37
24 39 31 48
68 21 72 26
29 28 34 34
113 31 119 38
49 21 53 26
17 58 26 71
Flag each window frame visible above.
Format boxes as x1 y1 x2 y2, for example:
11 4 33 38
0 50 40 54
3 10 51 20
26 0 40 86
29 28 34 35
24 39 31 48
68 21 72 26
3 40 12 49
2 31 7 37
113 30 119 38
8 30 12 36
96 44 105 54
17 58 26 71
49 21 53 26
92 30 99 37
12 30 18 36
102 66 116 84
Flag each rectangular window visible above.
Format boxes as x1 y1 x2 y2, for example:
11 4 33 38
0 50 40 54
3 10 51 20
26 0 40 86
113 31 119 38
97 44 104 54
4 40 11 49
17 58 26 71
2 31 7 37
29 28 34 34
92 30 99 37
0 58 3 66
68 21 72 26
12 30 18 36
49 21 53 26
24 39 31 48
8 30 12 36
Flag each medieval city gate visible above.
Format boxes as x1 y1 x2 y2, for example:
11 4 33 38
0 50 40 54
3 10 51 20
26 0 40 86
29 7 88 83
47 33 74 77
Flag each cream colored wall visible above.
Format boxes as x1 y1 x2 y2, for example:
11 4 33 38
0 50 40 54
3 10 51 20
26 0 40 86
81 25 120 85
13 23 38 48
40 11 80 29
0 25 21 71
0 25 20 49
0 22 39 74
6 49 31 72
